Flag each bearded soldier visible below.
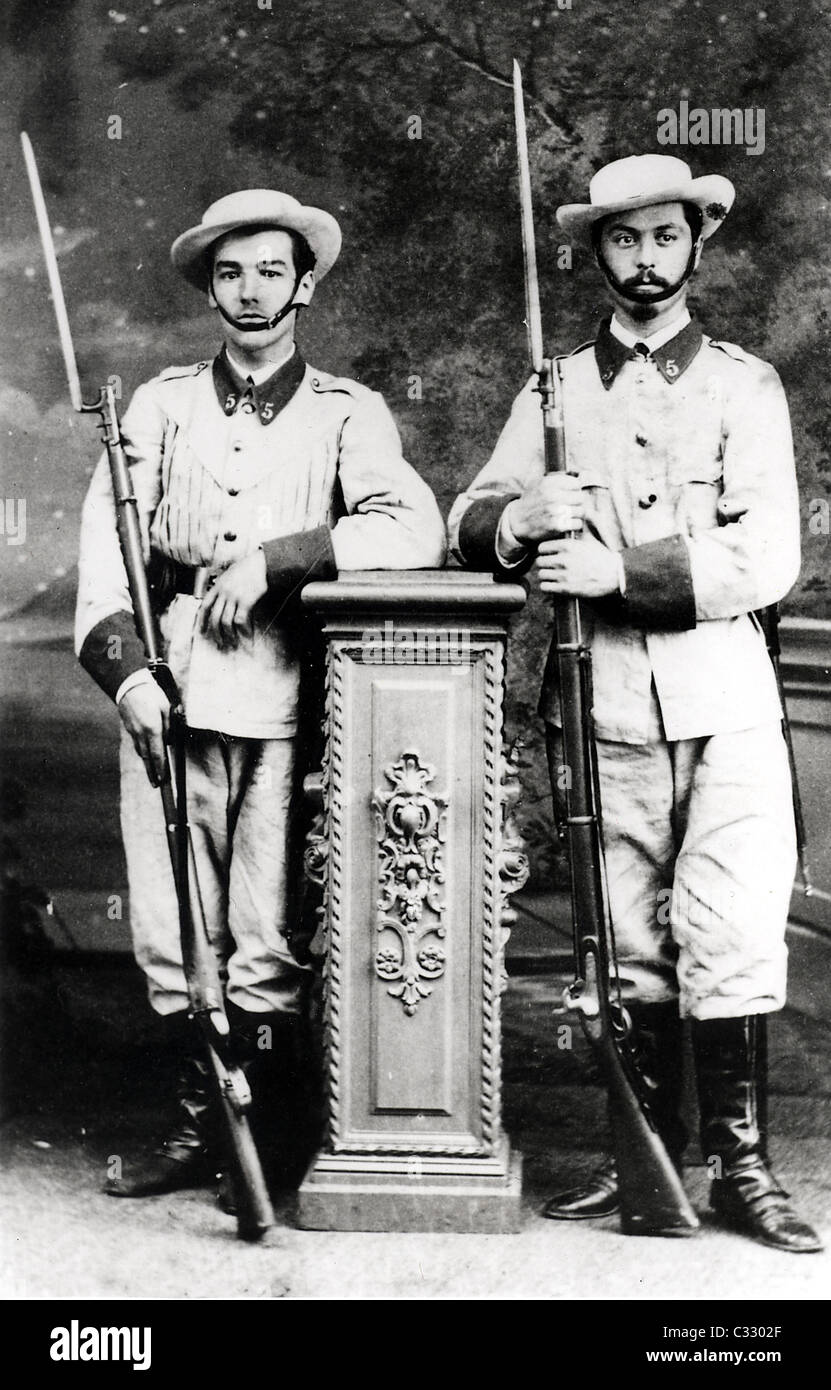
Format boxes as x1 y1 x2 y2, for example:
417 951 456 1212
448 155 822 1253
75 189 446 1204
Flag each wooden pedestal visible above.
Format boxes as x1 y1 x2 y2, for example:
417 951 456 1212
297 572 528 1232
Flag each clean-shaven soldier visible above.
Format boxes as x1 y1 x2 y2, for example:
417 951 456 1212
76 189 446 1202
448 156 822 1252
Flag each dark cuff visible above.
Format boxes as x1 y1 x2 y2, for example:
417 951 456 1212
622 534 696 631
261 525 337 601
457 493 533 578
79 612 147 701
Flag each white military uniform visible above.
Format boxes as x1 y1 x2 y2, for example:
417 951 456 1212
448 315 799 1018
77 347 446 1014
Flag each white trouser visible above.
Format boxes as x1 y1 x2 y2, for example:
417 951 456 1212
547 709 795 1019
119 726 312 1016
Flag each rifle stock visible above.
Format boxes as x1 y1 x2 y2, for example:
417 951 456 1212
568 954 700 1236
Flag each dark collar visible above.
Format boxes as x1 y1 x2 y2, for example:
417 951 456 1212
593 317 703 390
212 346 306 424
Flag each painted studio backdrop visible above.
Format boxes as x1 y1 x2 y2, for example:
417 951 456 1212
2 0 830 890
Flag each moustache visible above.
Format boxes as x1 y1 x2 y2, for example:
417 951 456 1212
623 271 670 289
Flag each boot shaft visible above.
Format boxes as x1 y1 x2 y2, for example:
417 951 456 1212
691 1014 773 1180
626 999 687 1167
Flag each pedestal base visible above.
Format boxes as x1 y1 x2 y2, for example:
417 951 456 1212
297 1141 522 1233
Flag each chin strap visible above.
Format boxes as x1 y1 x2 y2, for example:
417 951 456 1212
211 271 308 333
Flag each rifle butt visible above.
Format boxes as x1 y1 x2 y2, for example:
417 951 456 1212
206 1044 274 1241
221 1108 275 1241
601 1037 699 1237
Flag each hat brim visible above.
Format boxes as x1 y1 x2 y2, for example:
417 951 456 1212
171 207 342 289
557 174 735 242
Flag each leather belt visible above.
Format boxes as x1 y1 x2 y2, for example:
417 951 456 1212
172 562 214 600
149 553 214 605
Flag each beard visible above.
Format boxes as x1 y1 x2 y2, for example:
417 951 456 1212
623 297 664 323
596 245 698 309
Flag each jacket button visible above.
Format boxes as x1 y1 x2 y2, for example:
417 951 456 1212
233 443 242 452
635 432 648 447
638 494 658 510
224 531 237 542
227 487 239 497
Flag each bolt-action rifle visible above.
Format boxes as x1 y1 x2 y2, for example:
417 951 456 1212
21 132 274 1240
511 66 699 1235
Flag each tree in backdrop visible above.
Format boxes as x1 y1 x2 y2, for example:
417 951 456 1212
99 0 831 875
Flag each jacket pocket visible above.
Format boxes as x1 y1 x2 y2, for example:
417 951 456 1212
578 471 621 546
671 454 723 534
577 467 610 491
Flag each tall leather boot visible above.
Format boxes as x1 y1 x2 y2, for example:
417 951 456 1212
542 999 687 1220
104 1013 218 1197
691 1015 823 1253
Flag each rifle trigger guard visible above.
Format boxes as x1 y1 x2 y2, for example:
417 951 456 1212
611 1003 632 1042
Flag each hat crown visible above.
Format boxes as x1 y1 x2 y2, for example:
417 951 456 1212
589 155 694 208
200 189 304 230
556 157 734 242
170 188 342 287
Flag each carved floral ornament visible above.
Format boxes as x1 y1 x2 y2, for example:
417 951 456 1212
371 751 449 1017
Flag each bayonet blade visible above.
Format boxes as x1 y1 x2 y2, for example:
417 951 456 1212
512 60 544 374
20 132 84 411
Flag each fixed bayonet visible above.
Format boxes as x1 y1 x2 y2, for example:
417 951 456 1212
20 133 85 413
512 61 544 376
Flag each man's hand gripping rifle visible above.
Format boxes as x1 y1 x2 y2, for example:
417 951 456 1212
21 133 274 1240
511 68 698 1236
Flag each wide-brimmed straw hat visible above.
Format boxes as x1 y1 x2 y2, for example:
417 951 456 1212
170 189 342 288
557 155 735 241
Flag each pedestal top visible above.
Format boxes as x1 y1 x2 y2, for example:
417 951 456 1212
302 569 527 617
